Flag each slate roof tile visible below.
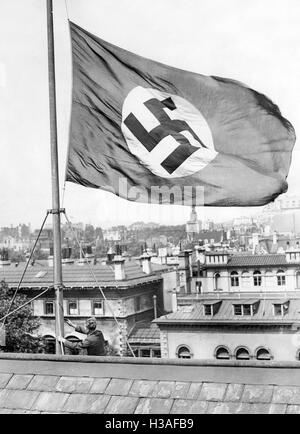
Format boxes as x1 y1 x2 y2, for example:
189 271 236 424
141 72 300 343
55 376 93 394
32 392 70 412
135 398 174 414
6 374 34 390
63 393 110 414
171 399 207 414
105 396 138 414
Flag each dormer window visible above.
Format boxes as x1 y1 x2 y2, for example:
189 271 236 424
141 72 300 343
234 304 242 316
233 301 259 316
203 301 222 316
273 301 289 316
204 305 213 316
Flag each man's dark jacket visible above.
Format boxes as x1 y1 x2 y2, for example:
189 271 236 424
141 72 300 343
64 326 106 356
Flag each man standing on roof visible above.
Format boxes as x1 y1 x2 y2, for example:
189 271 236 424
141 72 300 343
57 317 106 356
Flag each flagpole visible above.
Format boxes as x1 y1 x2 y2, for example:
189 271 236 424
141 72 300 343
46 0 65 354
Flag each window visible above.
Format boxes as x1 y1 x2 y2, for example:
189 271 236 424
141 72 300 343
204 305 213 316
234 304 242 316
92 301 103 316
214 273 221 291
215 346 230 360
234 303 257 316
274 304 283 316
230 271 239 287
277 270 286 286
68 301 78 315
44 301 54 315
152 349 161 358
133 348 161 358
273 302 289 316
140 349 151 357
177 345 192 359
253 271 262 286
243 305 251 316
195 281 202 293
235 347 250 360
256 348 272 360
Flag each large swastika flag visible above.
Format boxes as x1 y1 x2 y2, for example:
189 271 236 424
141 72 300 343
66 21 296 207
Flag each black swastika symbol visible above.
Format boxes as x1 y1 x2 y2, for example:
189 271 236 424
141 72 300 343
124 96 207 174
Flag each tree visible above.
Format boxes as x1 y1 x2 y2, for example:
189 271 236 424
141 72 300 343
0 280 44 353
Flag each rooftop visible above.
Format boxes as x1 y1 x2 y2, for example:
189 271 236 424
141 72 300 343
155 297 300 325
0 261 162 289
128 322 160 345
196 253 300 268
1 353 300 414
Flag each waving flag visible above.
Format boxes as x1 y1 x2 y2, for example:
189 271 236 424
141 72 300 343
66 21 296 206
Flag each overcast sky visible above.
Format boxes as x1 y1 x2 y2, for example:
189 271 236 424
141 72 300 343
0 0 299 229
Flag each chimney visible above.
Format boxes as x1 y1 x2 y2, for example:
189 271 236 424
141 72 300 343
113 255 125 280
62 247 74 265
141 251 152 274
106 246 115 264
273 231 278 245
171 289 177 313
195 245 206 264
178 250 190 269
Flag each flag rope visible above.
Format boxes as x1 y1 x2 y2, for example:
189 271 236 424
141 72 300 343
63 212 136 357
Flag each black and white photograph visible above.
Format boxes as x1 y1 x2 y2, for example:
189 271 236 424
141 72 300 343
0 0 299 418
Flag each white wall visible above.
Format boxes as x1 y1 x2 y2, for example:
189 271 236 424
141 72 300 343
164 329 300 362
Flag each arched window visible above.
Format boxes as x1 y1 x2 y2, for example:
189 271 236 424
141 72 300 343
176 345 192 359
253 270 262 286
214 273 221 291
215 346 230 360
241 271 251 288
235 347 250 360
256 347 272 360
277 270 286 286
43 335 55 354
230 271 239 287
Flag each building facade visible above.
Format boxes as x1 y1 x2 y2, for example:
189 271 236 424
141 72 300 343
0 255 163 355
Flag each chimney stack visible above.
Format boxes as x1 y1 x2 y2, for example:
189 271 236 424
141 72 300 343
141 251 152 274
113 255 125 280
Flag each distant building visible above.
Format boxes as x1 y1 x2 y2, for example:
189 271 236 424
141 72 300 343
186 206 201 241
103 226 127 242
153 247 300 362
155 295 300 362
191 248 300 294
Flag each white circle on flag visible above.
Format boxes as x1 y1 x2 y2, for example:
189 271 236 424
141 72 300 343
121 86 217 178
